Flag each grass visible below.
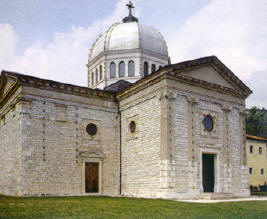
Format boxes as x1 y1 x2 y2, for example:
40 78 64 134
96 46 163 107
0 195 267 218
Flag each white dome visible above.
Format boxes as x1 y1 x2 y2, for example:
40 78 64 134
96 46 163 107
89 21 169 62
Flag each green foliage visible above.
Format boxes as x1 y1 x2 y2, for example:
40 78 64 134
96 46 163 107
246 107 266 137
0 196 266 218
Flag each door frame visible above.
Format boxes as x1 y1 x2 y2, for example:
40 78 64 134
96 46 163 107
82 159 102 195
199 148 221 193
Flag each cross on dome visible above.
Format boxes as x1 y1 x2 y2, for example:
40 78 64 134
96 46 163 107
126 1 134 16
123 1 138 23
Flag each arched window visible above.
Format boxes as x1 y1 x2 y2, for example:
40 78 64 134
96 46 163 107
151 64 156 73
95 68 98 83
144 61 148 77
119 61 125 77
128 61 135 77
99 65 103 80
110 62 116 78
91 72 94 87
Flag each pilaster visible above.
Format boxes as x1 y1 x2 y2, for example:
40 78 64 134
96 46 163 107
159 91 176 190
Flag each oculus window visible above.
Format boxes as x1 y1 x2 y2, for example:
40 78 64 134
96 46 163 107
86 123 97 136
203 115 214 132
129 121 136 133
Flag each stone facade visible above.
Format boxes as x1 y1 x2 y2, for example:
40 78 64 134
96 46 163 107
0 88 22 196
0 56 252 199
0 74 120 196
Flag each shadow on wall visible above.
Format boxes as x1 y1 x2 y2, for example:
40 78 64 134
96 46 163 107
250 182 267 192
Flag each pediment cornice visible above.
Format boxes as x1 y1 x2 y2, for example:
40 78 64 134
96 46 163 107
116 56 252 100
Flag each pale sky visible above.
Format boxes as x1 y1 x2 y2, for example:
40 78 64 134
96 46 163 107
0 0 266 108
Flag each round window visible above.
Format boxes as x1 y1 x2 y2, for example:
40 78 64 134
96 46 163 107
86 123 97 136
203 115 214 132
129 121 136 133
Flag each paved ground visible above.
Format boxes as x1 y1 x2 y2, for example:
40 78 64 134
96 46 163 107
178 196 267 203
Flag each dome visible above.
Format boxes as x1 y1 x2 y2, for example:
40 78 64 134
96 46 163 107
87 4 170 90
89 21 169 62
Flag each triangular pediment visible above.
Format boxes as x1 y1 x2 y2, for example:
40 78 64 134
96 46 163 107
180 66 234 89
167 56 252 98
0 72 19 105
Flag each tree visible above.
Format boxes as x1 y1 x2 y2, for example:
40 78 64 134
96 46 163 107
246 107 266 137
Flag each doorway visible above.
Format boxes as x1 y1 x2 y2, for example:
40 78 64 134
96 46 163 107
202 153 215 192
85 162 99 193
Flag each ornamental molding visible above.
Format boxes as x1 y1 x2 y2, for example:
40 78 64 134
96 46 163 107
78 149 104 159
0 71 115 104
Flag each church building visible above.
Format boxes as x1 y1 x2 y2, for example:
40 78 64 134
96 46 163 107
0 2 252 199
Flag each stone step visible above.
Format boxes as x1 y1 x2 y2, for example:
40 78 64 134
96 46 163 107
199 193 240 200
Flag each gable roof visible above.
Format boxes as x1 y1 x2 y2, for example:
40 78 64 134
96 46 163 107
104 80 132 92
117 56 252 99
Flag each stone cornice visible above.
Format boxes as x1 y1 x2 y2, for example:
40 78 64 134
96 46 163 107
167 56 252 96
0 71 115 110
116 56 252 101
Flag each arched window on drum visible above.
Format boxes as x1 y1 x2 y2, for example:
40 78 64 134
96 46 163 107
91 72 94 87
110 62 116 78
151 64 156 73
95 68 98 83
128 61 135 77
144 61 148 77
99 65 103 80
119 61 125 77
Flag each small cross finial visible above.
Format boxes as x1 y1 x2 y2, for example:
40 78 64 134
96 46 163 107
126 1 134 16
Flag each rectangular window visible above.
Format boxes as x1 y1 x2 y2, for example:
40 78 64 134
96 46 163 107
250 145 253 154
249 167 253 175
261 168 264 175
259 147 262 155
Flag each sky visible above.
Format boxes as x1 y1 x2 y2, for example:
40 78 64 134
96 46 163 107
0 0 266 108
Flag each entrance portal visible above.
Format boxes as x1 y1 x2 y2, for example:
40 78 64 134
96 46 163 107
202 154 215 192
85 162 99 193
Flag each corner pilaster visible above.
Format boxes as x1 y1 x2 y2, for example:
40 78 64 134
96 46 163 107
159 91 176 190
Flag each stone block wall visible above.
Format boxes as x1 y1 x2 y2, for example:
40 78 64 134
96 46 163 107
0 99 22 196
171 88 249 196
19 88 120 196
120 90 162 198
